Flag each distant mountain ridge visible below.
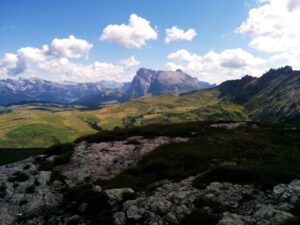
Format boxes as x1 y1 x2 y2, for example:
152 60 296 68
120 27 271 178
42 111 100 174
0 78 106 105
217 66 300 122
0 69 214 106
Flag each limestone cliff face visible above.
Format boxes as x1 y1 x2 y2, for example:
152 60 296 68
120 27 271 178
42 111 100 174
125 68 209 99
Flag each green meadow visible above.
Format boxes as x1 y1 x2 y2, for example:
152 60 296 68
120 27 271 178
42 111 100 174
0 89 247 148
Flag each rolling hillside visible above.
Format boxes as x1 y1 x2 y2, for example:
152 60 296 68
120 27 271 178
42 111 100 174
0 66 299 148
0 90 245 148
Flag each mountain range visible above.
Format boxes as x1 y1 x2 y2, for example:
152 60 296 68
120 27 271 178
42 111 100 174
0 69 214 106
0 66 299 148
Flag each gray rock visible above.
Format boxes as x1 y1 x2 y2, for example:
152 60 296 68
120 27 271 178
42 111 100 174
254 205 293 224
78 202 88 213
104 188 135 206
127 205 143 220
217 213 246 225
272 184 287 200
166 213 178 224
114 211 127 225
151 200 172 215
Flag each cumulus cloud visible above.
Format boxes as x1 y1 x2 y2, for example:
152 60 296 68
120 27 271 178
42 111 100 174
166 48 266 84
100 14 158 49
37 58 126 82
236 0 300 69
165 26 196 43
120 56 140 70
167 49 201 62
0 53 18 76
46 35 93 58
0 36 138 82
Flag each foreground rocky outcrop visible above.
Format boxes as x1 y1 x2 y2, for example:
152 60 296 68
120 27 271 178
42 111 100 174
0 136 187 224
0 133 299 225
108 177 299 225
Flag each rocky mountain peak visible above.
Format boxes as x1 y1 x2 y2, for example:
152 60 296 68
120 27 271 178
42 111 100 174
125 68 211 98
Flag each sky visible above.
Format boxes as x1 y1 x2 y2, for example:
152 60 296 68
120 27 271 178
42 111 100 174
0 0 300 84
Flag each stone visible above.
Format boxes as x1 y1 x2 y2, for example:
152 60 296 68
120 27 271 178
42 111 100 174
217 213 245 225
104 188 135 206
272 184 287 200
151 200 172 215
78 202 88 213
166 213 178 224
127 205 143 220
114 211 127 225
288 179 300 194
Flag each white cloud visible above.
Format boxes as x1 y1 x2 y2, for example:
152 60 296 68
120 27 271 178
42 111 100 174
46 35 93 58
100 14 158 49
0 53 18 76
236 0 300 69
0 36 137 82
167 49 201 62
37 58 126 82
120 56 140 70
165 26 196 43
166 48 266 84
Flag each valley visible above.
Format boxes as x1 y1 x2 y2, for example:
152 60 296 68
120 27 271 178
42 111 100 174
0 66 299 148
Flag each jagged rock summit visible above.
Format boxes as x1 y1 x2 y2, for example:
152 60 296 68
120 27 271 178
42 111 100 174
125 68 211 98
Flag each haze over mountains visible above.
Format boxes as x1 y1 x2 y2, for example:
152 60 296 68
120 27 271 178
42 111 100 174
0 69 213 106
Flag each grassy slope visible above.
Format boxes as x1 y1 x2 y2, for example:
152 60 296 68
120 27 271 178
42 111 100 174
0 89 247 148
0 104 96 148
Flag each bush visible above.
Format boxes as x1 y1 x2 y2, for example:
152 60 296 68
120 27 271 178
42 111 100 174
0 183 6 198
291 201 300 216
194 196 228 214
52 151 73 165
19 199 28 206
34 156 53 171
126 140 140 145
44 143 74 156
48 170 66 184
281 217 300 225
122 192 137 201
23 164 31 170
7 171 29 182
25 185 35 193
180 209 220 225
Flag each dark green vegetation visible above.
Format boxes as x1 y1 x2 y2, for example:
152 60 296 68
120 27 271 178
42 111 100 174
7 171 29 182
62 185 114 225
282 201 300 225
0 148 45 166
83 121 300 191
0 183 6 198
34 143 75 171
180 210 220 225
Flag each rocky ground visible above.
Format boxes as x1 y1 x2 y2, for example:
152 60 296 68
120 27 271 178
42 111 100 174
0 133 299 225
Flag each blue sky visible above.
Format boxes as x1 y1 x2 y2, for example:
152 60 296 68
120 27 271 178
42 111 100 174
0 0 299 83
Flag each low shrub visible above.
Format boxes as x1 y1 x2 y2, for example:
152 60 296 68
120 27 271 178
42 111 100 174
281 217 300 225
19 199 28 206
44 143 74 156
0 183 6 198
7 171 29 182
122 192 137 201
25 185 35 193
180 209 220 225
194 196 228 214
23 164 31 170
48 170 66 184
52 151 73 166
126 140 140 145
